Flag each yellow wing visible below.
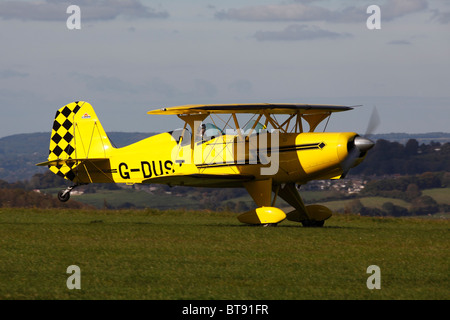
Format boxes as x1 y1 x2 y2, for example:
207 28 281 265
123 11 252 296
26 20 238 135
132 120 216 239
148 103 355 115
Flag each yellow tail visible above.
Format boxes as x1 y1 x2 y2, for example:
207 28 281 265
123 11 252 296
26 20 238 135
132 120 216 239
44 101 113 181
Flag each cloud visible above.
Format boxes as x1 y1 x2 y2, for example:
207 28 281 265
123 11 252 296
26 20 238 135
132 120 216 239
69 74 218 100
430 9 450 24
228 80 252 95
147 78 218 100
0 0 169 22
215 0 428 23
381 0 428 21
254 24 351 41
71 73 140 94
387 40 412 45
215 3 331 22
0 69 29 79
193 79 217 98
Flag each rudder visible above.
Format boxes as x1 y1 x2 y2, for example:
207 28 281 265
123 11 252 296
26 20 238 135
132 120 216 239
47 101 113 181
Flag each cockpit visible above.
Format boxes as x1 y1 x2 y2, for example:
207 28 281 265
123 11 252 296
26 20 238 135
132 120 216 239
243 120 266 135
199 123 224 141
170 119 268 147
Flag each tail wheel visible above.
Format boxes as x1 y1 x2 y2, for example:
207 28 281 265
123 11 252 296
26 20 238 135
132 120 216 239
57 190 71 202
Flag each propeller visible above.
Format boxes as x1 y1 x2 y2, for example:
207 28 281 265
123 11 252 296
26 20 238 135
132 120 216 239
363 106 380 138
341 107 380 178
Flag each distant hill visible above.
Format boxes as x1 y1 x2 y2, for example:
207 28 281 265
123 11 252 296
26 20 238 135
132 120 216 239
371 132 450 144
0 131 449 182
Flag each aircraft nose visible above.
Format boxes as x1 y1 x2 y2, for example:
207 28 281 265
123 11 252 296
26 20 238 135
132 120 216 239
354 136 375 152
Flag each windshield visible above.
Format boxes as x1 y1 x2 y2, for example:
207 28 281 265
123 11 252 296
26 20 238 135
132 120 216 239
243 120 266 135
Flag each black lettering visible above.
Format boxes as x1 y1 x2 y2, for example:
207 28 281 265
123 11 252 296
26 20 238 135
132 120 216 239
152 161 162 177
141 161 152 178
151 161 159 177
164 160 173 174
119 162 130 179
141 160 173 178
158 161 164 175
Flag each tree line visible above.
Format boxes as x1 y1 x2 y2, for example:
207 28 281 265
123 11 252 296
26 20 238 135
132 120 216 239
351 139 450 176
343 172 449 216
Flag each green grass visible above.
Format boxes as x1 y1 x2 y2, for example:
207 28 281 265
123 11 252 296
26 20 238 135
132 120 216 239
318 197 411 211
74 189 200 209
0 208 448 300
423 188 450 205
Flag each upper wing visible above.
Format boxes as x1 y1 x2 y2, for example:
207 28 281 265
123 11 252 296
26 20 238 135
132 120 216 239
148 103 355 115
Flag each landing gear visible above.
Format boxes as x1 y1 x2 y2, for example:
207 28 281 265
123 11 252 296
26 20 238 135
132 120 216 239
239 181 331 228
57 184 86 202
262 223 278 227
237 207 286 226
276 184 331 227
57 189 71 202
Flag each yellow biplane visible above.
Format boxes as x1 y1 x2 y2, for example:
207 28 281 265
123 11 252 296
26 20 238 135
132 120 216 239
37 101 377 227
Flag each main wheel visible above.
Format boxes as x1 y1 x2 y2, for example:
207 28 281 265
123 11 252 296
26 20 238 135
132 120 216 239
57 190 71 202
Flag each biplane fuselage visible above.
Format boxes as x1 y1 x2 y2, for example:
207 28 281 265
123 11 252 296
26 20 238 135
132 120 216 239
89 131 357 186
37 101 374 227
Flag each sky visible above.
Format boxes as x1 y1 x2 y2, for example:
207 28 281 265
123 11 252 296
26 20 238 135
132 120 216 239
0 0 449 138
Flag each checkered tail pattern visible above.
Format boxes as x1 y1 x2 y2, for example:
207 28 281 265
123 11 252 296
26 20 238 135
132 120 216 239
48 101 82 181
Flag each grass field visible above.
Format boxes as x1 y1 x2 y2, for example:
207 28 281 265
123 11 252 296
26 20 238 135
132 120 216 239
316 197 411 211
423 188 450 205
74 189 200 209
0 208 448 300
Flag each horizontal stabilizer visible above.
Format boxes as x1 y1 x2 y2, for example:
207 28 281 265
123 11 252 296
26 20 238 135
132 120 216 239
36 158 108 167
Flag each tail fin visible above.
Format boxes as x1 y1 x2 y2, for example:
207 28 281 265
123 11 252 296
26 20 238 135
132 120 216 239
42 101 113 181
